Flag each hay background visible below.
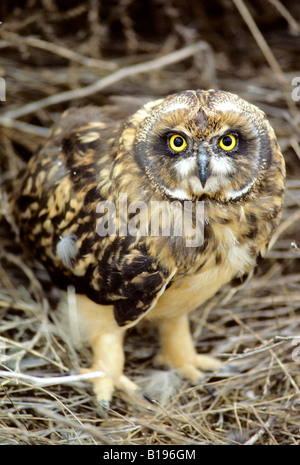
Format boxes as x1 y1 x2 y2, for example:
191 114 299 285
0 0 299 445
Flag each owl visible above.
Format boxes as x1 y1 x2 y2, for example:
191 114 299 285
9 90 285 407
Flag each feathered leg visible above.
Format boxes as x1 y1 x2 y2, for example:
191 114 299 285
156 313 222 381
76 294 140 404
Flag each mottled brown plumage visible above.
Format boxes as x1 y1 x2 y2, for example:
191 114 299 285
9 90 285 405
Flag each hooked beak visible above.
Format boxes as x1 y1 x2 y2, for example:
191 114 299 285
198 144 210 188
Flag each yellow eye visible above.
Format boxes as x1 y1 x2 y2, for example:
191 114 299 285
169 134 187 152
219 134 237 151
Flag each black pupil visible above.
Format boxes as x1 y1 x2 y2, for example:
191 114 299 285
222 136 233 146
173 136 183 147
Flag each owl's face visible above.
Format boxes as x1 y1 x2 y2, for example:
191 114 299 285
130 90 275 202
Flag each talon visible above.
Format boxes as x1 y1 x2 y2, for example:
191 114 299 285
142 391 156 405
97 400 110 418
226 364 241 373
213 363 241 377
203 385 215 397
99 399 110 410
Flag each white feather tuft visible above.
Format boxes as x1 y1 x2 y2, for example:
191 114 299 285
56 233 78 268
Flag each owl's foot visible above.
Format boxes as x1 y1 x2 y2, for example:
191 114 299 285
75 295 156 409
81 366 154 409
80 366 115 404
157 314 222 383
155 352 222 382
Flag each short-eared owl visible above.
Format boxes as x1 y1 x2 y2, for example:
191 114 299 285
9 90 285 405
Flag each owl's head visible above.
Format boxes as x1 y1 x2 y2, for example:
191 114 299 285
126 90 281 202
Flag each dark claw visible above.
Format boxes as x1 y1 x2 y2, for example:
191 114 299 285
97 400 110 418
203 385 215 397
226 364 242 373
142 391 156 405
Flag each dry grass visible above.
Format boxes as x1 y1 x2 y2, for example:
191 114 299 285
0 0 299 445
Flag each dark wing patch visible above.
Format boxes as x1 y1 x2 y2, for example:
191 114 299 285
112 254 175 327
50 236 175 327
95 244 176 327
